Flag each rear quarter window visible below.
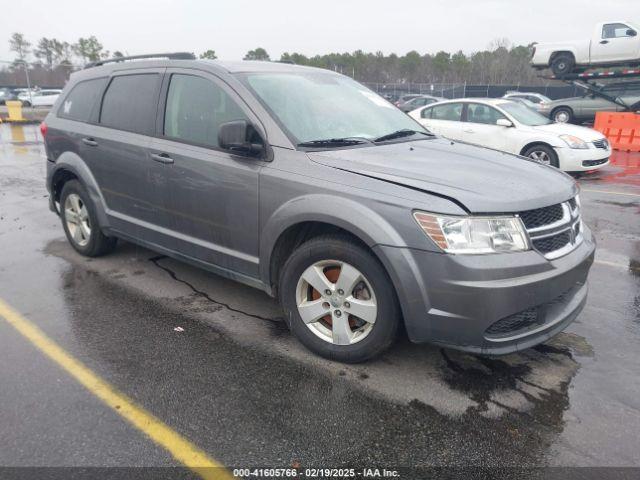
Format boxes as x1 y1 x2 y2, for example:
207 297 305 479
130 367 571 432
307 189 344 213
99 74 161 135
58 78 107 122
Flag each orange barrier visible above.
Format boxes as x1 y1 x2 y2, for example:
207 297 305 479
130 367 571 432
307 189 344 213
593 112 640 152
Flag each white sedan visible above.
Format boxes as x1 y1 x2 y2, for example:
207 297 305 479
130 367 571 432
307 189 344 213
18 89 62 107
409 98 611 172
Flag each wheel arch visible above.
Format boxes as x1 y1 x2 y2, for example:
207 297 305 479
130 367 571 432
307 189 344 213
549 50 576 63
260 195 407 295
519 140 557 157
49 151 110 228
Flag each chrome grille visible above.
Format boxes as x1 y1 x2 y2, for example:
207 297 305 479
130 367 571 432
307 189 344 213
518 199 582 260
532 231 571 254
519 204 563 229
592 139 609 149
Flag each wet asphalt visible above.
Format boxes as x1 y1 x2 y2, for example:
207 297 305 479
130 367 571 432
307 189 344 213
0 124 639 477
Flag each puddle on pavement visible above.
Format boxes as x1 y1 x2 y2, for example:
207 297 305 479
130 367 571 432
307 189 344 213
52 247 593 430
55 262 580 465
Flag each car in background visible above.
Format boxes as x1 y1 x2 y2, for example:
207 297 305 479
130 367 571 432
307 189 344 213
538 82 640 123
507 96 542 112
531 21 640 76
409 98 610 172
397 94 444 112
503 91 553 106
18 89 62 107
0 87 16 105
392 93 422 106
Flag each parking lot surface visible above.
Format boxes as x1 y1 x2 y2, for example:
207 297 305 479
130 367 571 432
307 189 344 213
1 124 639 476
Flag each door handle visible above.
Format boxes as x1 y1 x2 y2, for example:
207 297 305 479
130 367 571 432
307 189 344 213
600 40 609 44
464 129 475 133
150 152 174 164
82 137 98 147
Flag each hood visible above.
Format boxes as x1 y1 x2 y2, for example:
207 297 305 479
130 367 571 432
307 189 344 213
531 122 606 141
308 138 577 213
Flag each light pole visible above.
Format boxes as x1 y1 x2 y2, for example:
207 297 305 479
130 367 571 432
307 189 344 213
17 60 33 107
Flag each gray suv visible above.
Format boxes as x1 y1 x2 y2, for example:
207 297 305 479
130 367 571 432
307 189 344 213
43 54 595 362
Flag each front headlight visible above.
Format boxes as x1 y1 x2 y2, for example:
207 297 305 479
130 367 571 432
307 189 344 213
560 134 588 149
414 212 529 254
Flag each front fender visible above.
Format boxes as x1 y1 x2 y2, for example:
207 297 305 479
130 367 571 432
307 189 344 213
259 194 408 285
48 151 110 229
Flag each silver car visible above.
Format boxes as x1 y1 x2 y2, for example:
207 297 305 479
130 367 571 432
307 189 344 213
539 82 640 123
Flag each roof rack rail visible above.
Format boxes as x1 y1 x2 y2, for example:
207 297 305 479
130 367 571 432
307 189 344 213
85 52 196 69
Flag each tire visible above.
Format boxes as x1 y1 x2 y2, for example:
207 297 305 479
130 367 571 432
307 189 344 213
60 180 117 257
552 107 574 124
550 53 575 76
522 144 559 169
22 101 31 107
279 234 400 363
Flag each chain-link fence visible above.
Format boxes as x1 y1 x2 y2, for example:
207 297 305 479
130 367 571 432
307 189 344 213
362 82 584 101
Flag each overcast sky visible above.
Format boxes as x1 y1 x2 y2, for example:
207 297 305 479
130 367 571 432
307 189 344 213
1 0 638 63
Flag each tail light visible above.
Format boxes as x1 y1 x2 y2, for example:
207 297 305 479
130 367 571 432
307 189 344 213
39 121 48 138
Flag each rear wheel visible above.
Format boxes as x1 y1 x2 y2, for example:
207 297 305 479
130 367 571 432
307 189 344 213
60 180 117 257
550 53 575 76
279 235 400 363
522 144 559 168
552 107 574 124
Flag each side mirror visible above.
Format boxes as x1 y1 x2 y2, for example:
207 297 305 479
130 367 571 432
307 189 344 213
496 118 513 127
627 29 637 37
218 120 263 156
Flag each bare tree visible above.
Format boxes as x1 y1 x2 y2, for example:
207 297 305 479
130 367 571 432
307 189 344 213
9 32 31 64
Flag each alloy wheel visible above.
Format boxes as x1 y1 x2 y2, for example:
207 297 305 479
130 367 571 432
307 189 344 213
64 193 91 247
295 260 377 345
528 150 551 165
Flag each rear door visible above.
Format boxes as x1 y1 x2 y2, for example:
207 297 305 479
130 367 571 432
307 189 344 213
424 102 465 140
85 69 166 241
148 69 265 277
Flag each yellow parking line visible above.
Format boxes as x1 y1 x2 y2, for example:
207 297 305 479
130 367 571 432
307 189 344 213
581 188 640 198
0 298 233 480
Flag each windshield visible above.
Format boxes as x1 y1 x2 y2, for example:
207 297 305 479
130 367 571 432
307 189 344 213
239 72 425 145
499 102 553 126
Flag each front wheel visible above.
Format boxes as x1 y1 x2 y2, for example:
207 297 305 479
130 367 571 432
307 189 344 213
279 235 400 363
522 144 560 169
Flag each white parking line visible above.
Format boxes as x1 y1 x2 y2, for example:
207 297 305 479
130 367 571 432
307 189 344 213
582 189 640 198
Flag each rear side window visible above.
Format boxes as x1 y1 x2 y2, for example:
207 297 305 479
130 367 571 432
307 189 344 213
431 103 463 121
99 74 160 135
164 74 249 148
58 78 107 122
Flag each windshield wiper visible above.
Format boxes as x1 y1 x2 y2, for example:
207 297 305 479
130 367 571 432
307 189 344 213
373 129 433 143
297 137 372 148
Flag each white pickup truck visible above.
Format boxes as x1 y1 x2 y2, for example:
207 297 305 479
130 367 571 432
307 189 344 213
531 21 640 76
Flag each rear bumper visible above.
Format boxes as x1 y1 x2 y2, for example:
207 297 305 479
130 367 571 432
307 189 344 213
375 225 595 355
